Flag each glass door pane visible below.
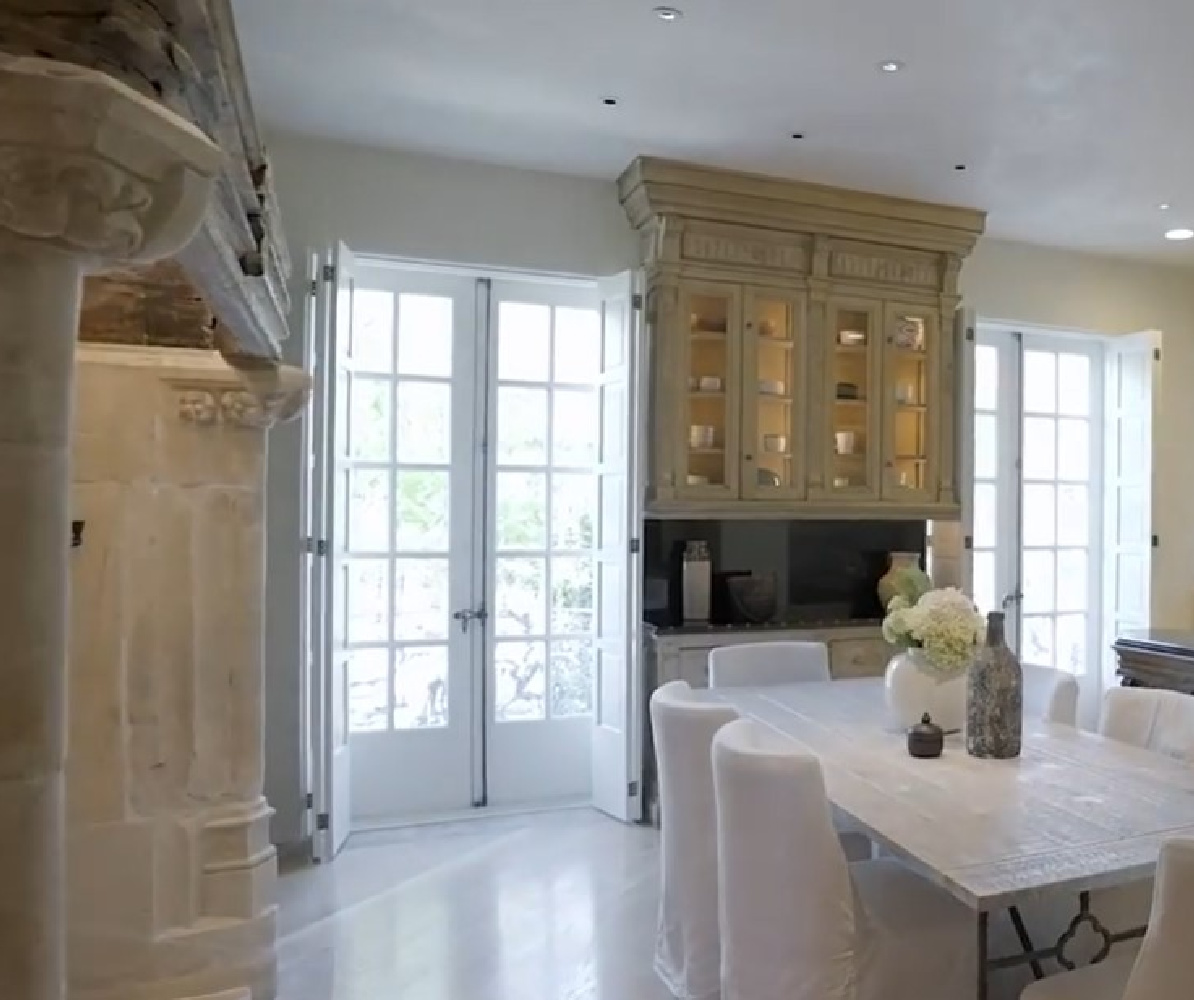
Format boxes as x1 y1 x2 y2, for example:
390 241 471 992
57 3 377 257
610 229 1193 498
743 289 803 498
339 267 479 823
827 299 880 496
1019 344 1098 676
679 282 740 497
487 280 601 807
882 304 938 500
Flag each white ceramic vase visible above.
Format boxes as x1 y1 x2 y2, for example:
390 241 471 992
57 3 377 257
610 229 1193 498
884 648 967 733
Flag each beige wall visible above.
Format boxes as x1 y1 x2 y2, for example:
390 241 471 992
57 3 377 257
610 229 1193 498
264 132 1194 841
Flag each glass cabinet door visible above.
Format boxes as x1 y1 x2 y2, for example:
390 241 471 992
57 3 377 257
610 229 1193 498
882 304 939 501
826 299 881 497
742 288 804 499
677 281 740 498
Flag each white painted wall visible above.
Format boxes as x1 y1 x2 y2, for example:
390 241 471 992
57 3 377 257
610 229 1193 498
264 132 1194 844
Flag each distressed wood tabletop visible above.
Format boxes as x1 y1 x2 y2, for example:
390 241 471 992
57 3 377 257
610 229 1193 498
701 678 1194 911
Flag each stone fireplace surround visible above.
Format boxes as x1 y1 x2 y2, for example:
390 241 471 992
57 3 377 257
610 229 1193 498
0 5 303 998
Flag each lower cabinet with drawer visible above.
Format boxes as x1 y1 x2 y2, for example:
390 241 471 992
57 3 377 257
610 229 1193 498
641 624 893 822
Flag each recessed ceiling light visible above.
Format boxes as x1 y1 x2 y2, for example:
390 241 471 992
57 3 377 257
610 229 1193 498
602 97 618 106
1165 227 1194 241
878 59 905 73
653 5 683 20
1158 203 1172 211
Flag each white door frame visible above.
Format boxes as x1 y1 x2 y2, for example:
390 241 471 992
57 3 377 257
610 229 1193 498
974 323 1107 727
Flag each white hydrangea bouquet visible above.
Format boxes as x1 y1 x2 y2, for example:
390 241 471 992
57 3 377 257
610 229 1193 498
882 587 986 681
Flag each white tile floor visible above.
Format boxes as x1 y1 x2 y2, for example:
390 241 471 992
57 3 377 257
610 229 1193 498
276 809 672 1000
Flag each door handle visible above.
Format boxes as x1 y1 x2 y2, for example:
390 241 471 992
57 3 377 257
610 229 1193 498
1000 590 1023 610
453 607 489 633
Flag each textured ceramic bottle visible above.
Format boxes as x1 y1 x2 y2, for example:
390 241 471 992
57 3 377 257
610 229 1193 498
966 611 1023 759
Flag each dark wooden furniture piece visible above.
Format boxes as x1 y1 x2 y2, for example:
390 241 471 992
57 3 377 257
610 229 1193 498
1113 630 1194 693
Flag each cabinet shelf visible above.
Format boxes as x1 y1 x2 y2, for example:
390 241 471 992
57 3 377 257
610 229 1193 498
894 455 928 463
835 397 867 406
759 393 792 403
895 402 926 411
690 447 725 456
835 344 868 355
688 390 726 399
690 331 727 342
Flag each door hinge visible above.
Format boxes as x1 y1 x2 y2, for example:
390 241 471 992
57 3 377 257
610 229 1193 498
963 535 973 551
322 263 336 283
1154 347 1161 362
630 537 641 555
309 279 318 297
305 792 314 809
304 536 328 556
628 781 639 798
965 326 975 342
316 813 330 831
1153 534 1160 548
631 292 644 311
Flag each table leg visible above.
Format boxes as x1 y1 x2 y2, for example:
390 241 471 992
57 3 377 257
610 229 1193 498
1008 906 1046 980
977 911 989 1000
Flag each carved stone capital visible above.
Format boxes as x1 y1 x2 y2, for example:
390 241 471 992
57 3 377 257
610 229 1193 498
0 55 221 265
170 359 310 432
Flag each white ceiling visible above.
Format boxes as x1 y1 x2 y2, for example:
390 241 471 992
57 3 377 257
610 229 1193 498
232 0 1194 263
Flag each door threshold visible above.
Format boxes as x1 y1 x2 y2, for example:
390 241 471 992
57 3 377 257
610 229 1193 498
351 796 591 834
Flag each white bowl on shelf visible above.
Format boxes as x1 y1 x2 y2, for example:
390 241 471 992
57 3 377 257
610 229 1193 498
762 434 788 453
698 375 723 392
758 379 786 396
686 474 710 486
689 425 716 449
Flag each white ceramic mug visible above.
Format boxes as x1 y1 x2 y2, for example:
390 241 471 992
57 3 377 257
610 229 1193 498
763 434 787 453
689 425 715 449
835 431 856 455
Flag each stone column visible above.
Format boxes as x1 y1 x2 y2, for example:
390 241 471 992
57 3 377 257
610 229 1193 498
68 347 308 1000
0 56 219 1000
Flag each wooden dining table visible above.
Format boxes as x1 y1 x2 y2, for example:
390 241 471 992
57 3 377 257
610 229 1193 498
698 678 1194 1000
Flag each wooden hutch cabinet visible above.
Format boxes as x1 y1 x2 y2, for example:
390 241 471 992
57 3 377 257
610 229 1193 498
618 158 986 520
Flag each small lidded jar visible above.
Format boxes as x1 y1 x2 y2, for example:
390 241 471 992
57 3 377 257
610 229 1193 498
908 713 944 759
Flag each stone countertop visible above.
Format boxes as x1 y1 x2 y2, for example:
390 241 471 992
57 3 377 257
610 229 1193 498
645 619 882 637
1114 629 1194 656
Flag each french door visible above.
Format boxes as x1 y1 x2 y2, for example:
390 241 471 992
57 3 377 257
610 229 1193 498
308 253 640 836
970 327 1154 727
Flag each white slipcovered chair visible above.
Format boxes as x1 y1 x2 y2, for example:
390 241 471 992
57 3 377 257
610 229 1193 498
711 717 975 1000
708 640 830 689
1100 687 1194 762
707 639 871 861
1052 688 1194 952
649 680 738 1000
1022 663 1080 726
1021 837 1194 1000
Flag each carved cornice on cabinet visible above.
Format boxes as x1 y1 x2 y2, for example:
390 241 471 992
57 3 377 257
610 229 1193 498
828 242 941 291
619 157 986 259
680 223 810 273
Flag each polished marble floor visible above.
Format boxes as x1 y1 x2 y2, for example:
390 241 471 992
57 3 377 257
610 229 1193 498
276 809 672 1000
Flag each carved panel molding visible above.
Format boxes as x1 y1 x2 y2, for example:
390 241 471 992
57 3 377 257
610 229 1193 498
175 386 286 430
680 225 809 273
829 246 940 290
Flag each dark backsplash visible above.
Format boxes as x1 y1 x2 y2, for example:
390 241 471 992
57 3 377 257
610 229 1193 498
644 518 926 626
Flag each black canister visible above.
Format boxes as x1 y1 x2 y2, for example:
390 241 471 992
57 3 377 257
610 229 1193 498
908 713 944 759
